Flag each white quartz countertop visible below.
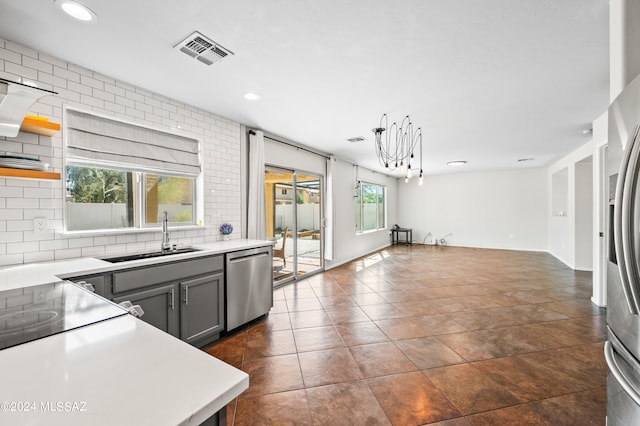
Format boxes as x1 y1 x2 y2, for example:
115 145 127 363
0 239 269 424
0 315 248 425
0 239 274 291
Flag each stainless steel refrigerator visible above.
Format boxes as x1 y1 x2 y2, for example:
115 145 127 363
606 73 640 425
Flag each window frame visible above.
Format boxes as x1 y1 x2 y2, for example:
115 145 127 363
64 163 201 233
355 180 386 234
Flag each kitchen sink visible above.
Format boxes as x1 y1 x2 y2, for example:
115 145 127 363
103 247 202 263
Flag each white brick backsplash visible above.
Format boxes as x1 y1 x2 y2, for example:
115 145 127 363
0 232 22 243
54 248 82 260
23 143 53 158
7 241 39 254
6 41 37 58
104 101 126 114
22 56 53 74
23 187 54 198
67 63 92 77
80 94 104 108
104 83 125 97
24 250 54 263
93 72 115 85
125 107 144 119
0 209 23 221
53 65 80 83
0 48 20 63
38 52 67 68
23 230 54 242
8 220 33 231
125 242 146 252
68 80 92 96
0 187 23 197
126 90 144 103
68 237 95 248
80 75 104 90
54 87 81 103
81 246 105 257
0 39 242 267
93 236 116 245
93 88 115 103
0 254 23 266
40 239 68 251
105 244 127 254
23 209 53 220
115 234 136 244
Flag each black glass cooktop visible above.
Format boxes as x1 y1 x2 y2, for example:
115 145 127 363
0 281 127 350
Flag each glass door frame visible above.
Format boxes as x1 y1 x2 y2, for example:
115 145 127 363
265 165 324 286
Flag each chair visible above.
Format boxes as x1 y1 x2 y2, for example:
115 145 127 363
273 226 288 267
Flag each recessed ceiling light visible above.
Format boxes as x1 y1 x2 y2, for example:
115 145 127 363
54 0 97 22
447 160 467 167
243 92 260 101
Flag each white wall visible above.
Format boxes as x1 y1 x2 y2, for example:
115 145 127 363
575 159 594 270
547 139 596 269
0 39 241 266
327 159 398 267
397 168 547 251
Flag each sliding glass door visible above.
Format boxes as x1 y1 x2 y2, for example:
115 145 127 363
265 167 323 285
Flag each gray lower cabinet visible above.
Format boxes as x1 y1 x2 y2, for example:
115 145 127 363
109 255 225 346
114 284 179 338
180 272 224 345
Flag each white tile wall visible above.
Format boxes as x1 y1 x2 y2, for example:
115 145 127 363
0 39 242 267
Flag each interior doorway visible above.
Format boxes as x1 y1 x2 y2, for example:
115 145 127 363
265 167 323 285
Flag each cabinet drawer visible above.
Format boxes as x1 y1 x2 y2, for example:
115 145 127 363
112 255 223 294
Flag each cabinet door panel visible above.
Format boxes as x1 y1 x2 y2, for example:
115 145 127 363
114 284 178 337
180 273 224 345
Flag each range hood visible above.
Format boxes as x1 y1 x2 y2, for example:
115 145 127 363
0 78 57 137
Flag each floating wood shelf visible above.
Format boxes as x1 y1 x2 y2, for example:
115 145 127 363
0 167 60 180
20 116 61 136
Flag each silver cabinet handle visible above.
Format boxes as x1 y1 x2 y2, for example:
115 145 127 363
605 340 640 406
169 288 174 310
184 286 188 306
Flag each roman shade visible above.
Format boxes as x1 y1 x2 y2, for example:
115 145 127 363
65 109 200 176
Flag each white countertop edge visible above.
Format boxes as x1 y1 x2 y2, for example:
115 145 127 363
0 315 249 426
0 239 274 291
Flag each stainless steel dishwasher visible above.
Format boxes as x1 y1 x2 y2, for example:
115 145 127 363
225 246 273 331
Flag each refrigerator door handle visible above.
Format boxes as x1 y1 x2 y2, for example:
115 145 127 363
615 124 640 314
605 340 640 406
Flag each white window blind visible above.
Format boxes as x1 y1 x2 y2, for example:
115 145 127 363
65 109 200 176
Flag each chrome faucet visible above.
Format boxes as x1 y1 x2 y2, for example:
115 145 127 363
161 211 171 251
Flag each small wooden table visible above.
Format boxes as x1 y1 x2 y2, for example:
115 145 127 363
391 228 412 245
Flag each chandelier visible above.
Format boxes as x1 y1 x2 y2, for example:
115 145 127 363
372 114 423 185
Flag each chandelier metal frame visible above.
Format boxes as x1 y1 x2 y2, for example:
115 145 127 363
372 114 423 184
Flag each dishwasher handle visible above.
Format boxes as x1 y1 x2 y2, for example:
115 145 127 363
228 252 269 264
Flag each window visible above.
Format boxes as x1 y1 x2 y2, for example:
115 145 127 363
64 108 200 232
65 166 195 231
356 181 385 232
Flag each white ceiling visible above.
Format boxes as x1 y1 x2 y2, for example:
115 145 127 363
0 0 609 176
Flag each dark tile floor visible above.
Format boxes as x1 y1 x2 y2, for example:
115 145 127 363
204 245 607 425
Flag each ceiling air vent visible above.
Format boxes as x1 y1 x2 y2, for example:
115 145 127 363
174 31 234 66
347 136 367 143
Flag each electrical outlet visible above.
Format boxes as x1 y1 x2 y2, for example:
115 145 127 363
33 217 47 233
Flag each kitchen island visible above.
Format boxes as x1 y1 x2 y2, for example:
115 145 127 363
0 239 274 425
0 315 247 425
